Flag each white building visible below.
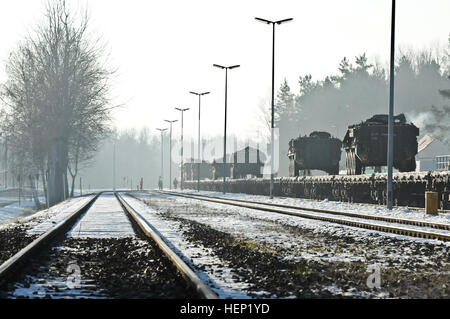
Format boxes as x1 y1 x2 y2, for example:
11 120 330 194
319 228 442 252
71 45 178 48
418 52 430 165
416 134 450 171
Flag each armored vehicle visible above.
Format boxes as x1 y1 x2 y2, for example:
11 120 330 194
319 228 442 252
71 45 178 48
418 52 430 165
288 131 342 176
342 114 419 175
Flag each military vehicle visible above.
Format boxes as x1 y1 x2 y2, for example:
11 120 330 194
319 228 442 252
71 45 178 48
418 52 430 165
288 131 342 176
342 114 419 175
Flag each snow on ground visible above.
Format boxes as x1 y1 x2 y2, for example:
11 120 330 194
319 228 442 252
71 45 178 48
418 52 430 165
69 193 134 238
22 195 95 235
120 193 254 299
175 189 450 224
153 190 450 246
133 191 449 269
0 199 42 225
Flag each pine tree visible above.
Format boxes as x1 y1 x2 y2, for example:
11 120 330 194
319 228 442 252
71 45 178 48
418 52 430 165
275 78 295 125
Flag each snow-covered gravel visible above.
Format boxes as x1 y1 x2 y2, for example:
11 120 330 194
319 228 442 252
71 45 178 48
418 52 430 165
120 193 252 298
4 237 196 299
149 191 450 249
1 192 197 299
0 195 97 265
127 190 449 298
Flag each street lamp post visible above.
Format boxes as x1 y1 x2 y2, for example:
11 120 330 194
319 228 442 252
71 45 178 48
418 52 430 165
113 139 116 191
255 16 293 199
189 91 210 192
387 0 396 210
175 107 190 190
164 119 178 190
213 64 240 194
156 128 167 189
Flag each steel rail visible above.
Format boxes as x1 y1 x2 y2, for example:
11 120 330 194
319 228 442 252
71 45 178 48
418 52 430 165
157 190 450 242
160 190 450 231
0 192 101 284
114 192 218 299
179 183 450 214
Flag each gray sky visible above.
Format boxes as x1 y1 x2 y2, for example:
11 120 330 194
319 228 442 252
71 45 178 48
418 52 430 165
1 0 449 141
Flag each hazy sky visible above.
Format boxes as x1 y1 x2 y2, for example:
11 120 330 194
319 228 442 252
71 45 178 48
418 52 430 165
1 0 449 141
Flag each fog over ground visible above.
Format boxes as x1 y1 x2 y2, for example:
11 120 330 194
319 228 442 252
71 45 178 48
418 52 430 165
0 1 449 189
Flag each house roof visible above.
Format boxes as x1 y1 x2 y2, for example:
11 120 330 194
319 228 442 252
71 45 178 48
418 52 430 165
417 134 435 153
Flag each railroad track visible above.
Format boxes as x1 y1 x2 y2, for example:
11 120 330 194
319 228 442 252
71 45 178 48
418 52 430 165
0 192 218 299
115 192 218 299
157 190 450 242
0 193 101 285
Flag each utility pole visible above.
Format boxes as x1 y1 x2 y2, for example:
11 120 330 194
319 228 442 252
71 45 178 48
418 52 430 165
156 128 168 189
255 16 293 199
189 91 210 192
164 119 178 190
387 0 396 210
213 64 240 194
175 107 190 190
113 139 116 191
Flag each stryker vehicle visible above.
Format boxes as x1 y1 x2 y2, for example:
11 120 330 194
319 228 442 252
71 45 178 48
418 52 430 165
288 131 342 176
342 113 419 175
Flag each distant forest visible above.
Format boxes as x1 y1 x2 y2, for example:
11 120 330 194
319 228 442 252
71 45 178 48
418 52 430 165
80 43 450 188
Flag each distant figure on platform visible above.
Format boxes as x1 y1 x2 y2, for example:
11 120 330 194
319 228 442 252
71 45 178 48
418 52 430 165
173 178 178 189
158 176 163 190
139 177 143 190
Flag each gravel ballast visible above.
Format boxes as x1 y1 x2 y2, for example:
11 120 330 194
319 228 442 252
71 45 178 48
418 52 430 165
134 191 449 298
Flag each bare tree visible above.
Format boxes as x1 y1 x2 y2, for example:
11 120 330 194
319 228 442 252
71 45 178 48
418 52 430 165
1 0 115 206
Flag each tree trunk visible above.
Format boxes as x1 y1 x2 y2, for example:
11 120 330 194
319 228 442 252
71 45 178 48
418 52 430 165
47 138 65 206
70 173 75 197
30 170 41 208
41 166 48 208
68 143 80 198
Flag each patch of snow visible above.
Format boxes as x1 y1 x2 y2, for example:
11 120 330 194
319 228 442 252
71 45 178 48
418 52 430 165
69 192 134 238
24 196 95 235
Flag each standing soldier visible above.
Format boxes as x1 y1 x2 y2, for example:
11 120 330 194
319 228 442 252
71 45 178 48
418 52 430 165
158 176 163 190
173 178 178 189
